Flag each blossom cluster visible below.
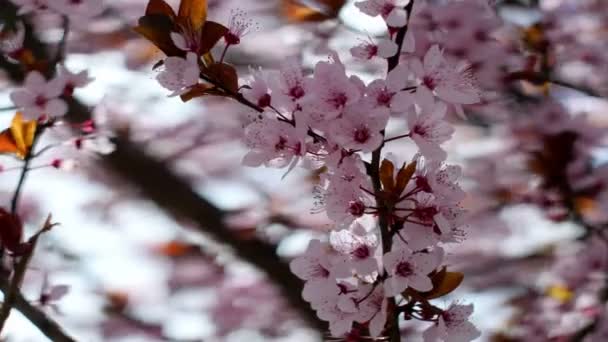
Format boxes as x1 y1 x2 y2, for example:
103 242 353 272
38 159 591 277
210 1 483 340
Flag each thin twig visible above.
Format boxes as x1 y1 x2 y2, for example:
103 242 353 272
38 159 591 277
10 127 44 214
0 215 57 335
0 106 17 112
369 2 416 341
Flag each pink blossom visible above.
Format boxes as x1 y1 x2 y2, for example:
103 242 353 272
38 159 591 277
383 238 443 296
317 298 359 337
410 45 481 108
366 64 413 112
303 53 362 123
325 186 374 227
423 303 481 342
329 222 380 277
413 157 466 204
156 52 199 97
351 37 399 60
355 0 412 28
56 65 94 97
398 192 451 250
407 90 454 161
224 9 259 46
354 285 388 338
329 102 389 152
242 116 305 169
243 68 274 109
290 239 339 304
10 71 68 120
269 58 311 113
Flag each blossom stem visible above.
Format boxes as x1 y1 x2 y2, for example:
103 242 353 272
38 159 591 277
219 45 230 64
10 127 45 214
0 105 17 112
369 2 416 340
383 133 411 144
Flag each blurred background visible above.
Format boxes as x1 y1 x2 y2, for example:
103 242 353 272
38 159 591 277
1 0 607 341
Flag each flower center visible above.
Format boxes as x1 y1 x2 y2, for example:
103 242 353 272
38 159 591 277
35 95 47 107
415 206 439 223
423 76 437 90
354 127 371 143
275 136 288 151
258 94 271 108
352 245 370 259
330 93 348 109
396 261 414 277
377 90 393 106
289 85 305 99
348 200 366 217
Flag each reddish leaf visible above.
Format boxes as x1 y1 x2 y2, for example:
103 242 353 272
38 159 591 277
0 208 24 254
145 0 176 18
134 15 182 57
198 21 229 55
206 63 239 93
179 84 220 102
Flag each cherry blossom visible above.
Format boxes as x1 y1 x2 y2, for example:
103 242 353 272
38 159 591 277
423 303 481 342
224 9 259 46
383 238 443 296
354 285 388 338
329 222 380 277
155 52 199 97
329 102 389 152
10 71 68 119
351 37 399 60
242 67 273 109
289 239 338 305
406 90 454 161
355 0 412 28
409 45 481 112
302 53 362 123
269 58 311 113
366 64 413 112
324 186 374 227
56 65 94 97
242 116 305 169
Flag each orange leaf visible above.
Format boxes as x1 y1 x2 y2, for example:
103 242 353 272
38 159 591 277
134 15 183 57
179 83 219 102
198 21 229 55
395 161 417 195
420 269 464 300
281 0 346 22
0 130 19 155
206 62 239 93
380 159 395 193
145 0 176 18
0 113 37 159
178 0 207 32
